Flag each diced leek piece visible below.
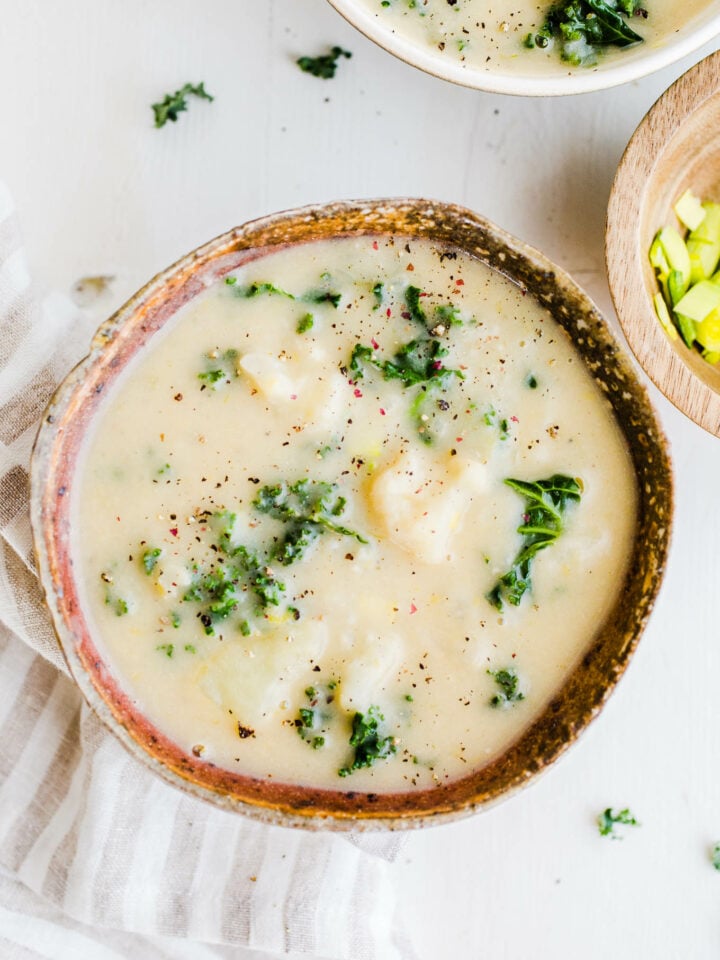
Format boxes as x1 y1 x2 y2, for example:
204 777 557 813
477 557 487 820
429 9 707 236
687 203 720 283
667 269 688 306
674 189 706 232
675 313 697 349
653 292 678 341
649 234 670 276
695 307 720 352
657 226 691 286
673 280 720 322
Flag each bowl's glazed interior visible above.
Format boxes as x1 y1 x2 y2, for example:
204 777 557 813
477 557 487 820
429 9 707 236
31 199 672 829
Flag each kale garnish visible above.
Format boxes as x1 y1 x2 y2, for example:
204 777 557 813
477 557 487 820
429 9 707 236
295 686 330 750
141 547 162 575
297 46 352 79
488 668 525 708
525 0 645 66
597 807 639 838
339 706 396 777
182 514 286 635
254 479 367 565
151 82 214 128
197 349 239 388
228 280 341 308
347 285 464 443
486 475 582 610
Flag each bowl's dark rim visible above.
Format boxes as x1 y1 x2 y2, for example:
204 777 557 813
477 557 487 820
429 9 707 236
30 198 673 830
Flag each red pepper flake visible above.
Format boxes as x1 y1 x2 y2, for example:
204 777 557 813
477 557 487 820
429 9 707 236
432 360 443 370
354 388 363 398
371 338 379 350
169 527 178 537
410 602 418 615
455 437 463 443
406 263 415 272
522 514 530 523
510 415 519 423
419 291 428 297
290 394 298 400
372 240 379 251
386 308 391 318
401 311 411 320
456 278 464 286
379 407 386 416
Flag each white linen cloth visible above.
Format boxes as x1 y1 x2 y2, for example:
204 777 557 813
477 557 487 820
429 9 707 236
0 183 412 960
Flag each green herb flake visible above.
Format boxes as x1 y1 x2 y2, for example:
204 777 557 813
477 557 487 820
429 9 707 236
597 807 639 838
151 82 214 129
297 46 352 79
338 705 396 777
184 644 197 654
170 611 181 629
372 282 384 309
487 475 582 610
487 668 525 708
198 349 240 388
157 643 174 658
254 478 367 565
526 374 538 389
114 597 128 617
711 843 720 870
142 547 162 576
297 313 314 334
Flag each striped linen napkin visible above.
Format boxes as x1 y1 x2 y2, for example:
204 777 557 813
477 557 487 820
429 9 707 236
0 183 413 960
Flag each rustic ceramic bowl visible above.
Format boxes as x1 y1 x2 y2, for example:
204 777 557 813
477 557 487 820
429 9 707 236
31 199 672 829
326 0 720 96
607 50 720 435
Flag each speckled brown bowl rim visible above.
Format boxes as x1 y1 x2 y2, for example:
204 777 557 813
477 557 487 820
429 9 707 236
30 198 673 831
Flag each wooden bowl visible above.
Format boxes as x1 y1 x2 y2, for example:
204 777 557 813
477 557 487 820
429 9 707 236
31 199 672 829
607 50 720 435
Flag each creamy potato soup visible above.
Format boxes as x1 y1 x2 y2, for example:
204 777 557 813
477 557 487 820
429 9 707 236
357 0 712 74
74 237 636 793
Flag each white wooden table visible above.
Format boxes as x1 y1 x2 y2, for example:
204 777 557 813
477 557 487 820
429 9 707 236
3 3 720 956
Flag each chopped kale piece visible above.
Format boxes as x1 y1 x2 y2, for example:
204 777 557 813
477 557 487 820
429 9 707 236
297 46 352 79
487 668 525 707
254 479 367 564
141 547 162 575
597 807 639 838
487 475 582 610
151 82 214 128
526 0 644 66
339 706 396 777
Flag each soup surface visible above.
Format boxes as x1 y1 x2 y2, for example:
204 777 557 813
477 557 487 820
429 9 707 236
73 236 637 793
353 0 712 75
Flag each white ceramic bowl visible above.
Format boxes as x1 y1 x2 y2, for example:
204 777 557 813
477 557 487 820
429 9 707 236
327 0 720 96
